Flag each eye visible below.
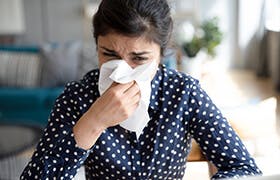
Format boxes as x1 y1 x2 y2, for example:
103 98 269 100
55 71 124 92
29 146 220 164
132 56 149 61
102 52 119 57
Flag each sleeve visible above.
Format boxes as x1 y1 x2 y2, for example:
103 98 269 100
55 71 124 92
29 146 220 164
20 82 94 179
187 78 262 179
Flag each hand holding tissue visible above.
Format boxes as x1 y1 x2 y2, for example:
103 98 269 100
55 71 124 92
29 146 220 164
98 60 157 138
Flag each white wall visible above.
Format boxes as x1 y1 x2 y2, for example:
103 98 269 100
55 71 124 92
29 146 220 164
238 0 264 69
16 0 84 45
0 0 25 34
199 0 238 68
198 0 270 69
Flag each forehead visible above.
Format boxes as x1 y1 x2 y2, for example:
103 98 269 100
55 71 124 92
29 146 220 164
97 33 159 52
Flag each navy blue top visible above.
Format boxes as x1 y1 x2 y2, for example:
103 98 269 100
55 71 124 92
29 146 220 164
21 65 262 179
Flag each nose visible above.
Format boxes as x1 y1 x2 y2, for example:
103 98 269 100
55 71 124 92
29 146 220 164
122 58 137 69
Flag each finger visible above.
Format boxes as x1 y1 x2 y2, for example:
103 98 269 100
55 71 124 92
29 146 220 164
127 102 139 114
113 81 134 92
102 82 119 94
125 92 141 106
124 81 140 97
110 82 119 87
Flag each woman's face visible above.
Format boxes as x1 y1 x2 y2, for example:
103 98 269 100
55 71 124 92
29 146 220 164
97 33 161 69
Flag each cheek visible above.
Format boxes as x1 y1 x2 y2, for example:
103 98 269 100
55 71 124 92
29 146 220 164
98 60 105 69
156 56 161 64
97 51 107 68
154 49 161 63
150 59 160 79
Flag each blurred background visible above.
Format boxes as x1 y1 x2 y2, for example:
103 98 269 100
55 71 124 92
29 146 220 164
0 0 279 179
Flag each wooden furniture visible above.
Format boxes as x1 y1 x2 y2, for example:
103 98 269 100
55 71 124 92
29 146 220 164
187 139 217 177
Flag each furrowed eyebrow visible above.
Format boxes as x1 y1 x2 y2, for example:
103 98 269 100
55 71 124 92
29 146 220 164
130 51 151 56
100 47 117 53
100 46 151 56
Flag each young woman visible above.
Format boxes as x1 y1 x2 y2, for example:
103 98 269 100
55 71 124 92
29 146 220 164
21 0 262 179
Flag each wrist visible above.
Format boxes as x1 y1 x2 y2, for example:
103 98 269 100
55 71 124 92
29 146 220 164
73 111 106 150
87 107 107 133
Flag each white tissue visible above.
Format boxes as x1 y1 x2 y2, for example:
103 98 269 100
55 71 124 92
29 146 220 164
98 60 157 139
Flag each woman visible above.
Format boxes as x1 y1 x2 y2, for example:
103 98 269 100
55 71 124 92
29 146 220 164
21 0 262 179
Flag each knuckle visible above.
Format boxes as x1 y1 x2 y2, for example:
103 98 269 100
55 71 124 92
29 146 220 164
135 94 141 102
134 84 140 91
123 110 130 119
111 90 120 98
134 102 139 109
115 98 123 107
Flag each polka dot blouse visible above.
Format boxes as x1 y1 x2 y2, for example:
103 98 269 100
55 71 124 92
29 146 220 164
21 64 262 179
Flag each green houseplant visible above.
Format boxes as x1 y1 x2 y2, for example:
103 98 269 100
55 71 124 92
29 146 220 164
182 17 223 58
179 17 223 79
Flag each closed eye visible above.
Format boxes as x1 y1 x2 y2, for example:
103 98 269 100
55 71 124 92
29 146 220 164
102 52 120 58
103 52 115 56
132 56 149 61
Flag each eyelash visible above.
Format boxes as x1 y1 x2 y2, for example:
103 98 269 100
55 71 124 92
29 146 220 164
102 52 148 61
133 56 148 61
103 52 118 57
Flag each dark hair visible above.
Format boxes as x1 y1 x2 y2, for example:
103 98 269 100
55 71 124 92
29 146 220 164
92 0 173 56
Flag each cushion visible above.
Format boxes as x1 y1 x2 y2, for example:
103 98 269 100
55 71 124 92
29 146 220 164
0 46 41 88
77 42 99 79
0 87 64 126
0 88 61 108
40 42 82 87
0 45 40 53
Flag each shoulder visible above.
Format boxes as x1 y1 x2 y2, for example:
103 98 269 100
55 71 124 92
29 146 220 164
58 69 100 103
160 65 199 92
65 69 99 90
46 69 101 126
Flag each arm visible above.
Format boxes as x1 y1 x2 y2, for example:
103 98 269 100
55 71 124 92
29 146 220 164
187 79 262 179
20 82 94 179
20 80 140 179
